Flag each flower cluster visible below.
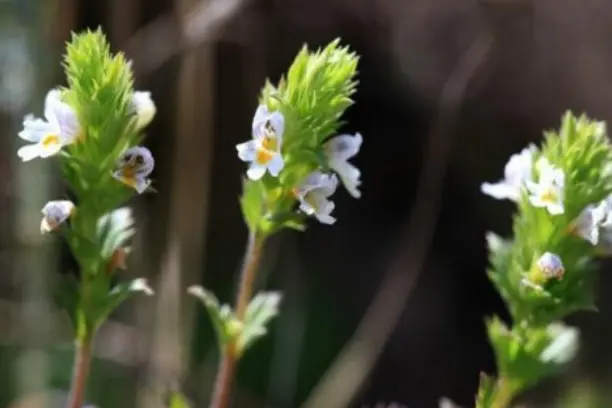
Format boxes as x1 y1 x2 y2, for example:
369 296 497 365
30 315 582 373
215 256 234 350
477 113 612 406
17 88 156 233
236 105 363 225
481 135 612 291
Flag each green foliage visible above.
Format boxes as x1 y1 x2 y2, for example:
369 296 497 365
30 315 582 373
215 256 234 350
188 286 243 349
236 291 282 356
240 39 359 234
486 317 579 393
189 287 282 357
61 28 141 209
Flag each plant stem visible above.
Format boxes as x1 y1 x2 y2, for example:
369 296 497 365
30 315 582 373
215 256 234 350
490 377 515 408
209 230 266 408
67 335 93 408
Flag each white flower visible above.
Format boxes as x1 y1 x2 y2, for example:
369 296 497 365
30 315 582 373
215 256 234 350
481 145 536 202
236 105 285 180
40 200 75 234
526 157 565 215
17 89 81 162
130 91 156 129
323 132 363 198
112 146 155 194
540 323 580 365
294 171 339 225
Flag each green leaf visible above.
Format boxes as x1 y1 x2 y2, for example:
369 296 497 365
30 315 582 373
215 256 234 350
236 291 282 356
96 207 135 260
188 286 242 350
91 278 154 329
475 373 496 408
486 317 580 394
240 178 266 232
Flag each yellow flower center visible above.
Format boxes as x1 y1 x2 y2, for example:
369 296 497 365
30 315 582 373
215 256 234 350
540 188 557 203
120 167 137 187
41 134 60 148
262 135 277 151
255 136 277 165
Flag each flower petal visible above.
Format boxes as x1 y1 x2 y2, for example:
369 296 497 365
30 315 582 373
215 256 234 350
268 111 285 139
43 89 62 123
267 153 284 177
18 115 56 142
481 181 519 201
132 91 156 129
325 132 363 162
17 144 41 162
38 139 63 158
331 160 361 198
246 162 267 181
236 140 257 162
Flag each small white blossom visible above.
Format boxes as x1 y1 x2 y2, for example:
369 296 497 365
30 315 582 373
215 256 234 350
236 105 285 180
130 91 156 129
324 132 363 198
540 323 580 365
526 157 565 215
294 171 339 225
112 146 155 194
481 145 536 202
17 89 81 162
40 200 75 234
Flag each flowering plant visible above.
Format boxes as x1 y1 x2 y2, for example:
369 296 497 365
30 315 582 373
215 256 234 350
470 113 612 407
16 29 156 408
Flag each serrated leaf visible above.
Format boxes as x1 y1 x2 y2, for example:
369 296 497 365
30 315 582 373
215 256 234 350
92 278 154 329
188 286 240 349
96 207 135 260
236 291 282 355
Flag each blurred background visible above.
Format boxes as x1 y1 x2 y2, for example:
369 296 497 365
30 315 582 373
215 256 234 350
3 0 612 407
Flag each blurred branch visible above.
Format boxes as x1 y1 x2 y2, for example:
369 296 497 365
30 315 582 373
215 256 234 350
135 0 217 405
126 0 252 77
302 32 495 408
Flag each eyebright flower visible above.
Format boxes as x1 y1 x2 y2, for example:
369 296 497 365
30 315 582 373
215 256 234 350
294 171 339 225
17 89 81 162
526 157 565 215
130 91 156 130
40 200 75 234
481 145 536 202
323 132 363 198
112 146 155 194
236 105 285 181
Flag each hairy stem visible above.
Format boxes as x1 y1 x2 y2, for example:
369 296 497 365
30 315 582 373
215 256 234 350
209 230 266 408
67 336 93 408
